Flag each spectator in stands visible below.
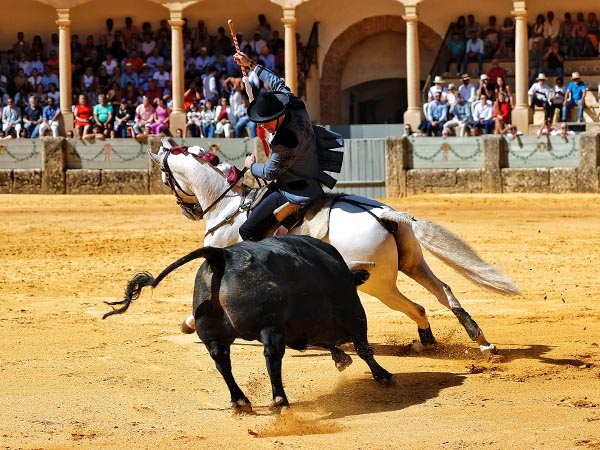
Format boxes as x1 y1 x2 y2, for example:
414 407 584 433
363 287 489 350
82 123 106 141
18 52 31 77
124 49 144 73
81 66 98 96
200 99 216 137
40 65 59 92
203 65 220 104
427 75 447 102
543 11 560 46
93 93 113 137
13 32 31 60
528 73 551 120
121 17 140 45
493 92 511 134
108 30 127 61
558 122 575 139
39 97 60 137
259 46 276 72
0 68 8 98
101 52 118 76
559 13 575 57
3 50 20 78
419 91 447 136
476 74 494 101
463 30 484 75
445 83 458 105
194 46 214 73
528 40 543 84
495 75 514 106
234 95 256 138
536 118 556 137
113 98 134 138
138 63 153 91
193 19 209 53
140 33 156 58
105 81 122 108
529 14 545 50
2 98 22 138
214 97 233 138
459 73 477 104
132 95 155 138
450 15 467 38
70 34 83 59
562 72 587 122
444 32 465 77
46 33 59 58
269 30 285 56
13 68 29 94
483 16 500 58
248 32 267 54
152 63 171 90
22 96 42 138
28 68 42 89
470 94 494 135
185 101 202 137
500 123 523 140
465 14 483 38
31 35 45 59
572 12 588 58
213 26 232 56
73 94 93 138
582 12 600 57
402 123 422 138
541 41 564 78
32 84 46 106
47 82 59 106
82 35 97 61
444 95 471 137
30 51 44 75
146 47 165 74
144 79 161 104
486 59 507 91
495 17 515 58
46 50 59 75
120 63 139 89
149 96 170 136
257 14 273 41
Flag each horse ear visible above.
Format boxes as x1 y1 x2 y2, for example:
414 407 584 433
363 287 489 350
147 148 161 165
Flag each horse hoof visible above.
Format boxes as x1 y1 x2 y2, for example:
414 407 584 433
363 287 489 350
480 343 498 360
180 320 195 334
411 340 425 352
374 371 394 385
231 399 253 414
269 396 289 412
335 354 353 372
418 326 436 346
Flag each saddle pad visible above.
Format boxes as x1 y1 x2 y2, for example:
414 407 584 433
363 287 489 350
300 194 339 240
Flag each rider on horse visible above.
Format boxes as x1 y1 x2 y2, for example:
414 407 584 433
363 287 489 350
233 51 323 241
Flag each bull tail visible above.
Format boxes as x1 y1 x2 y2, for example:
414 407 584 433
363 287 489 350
380 210 520 296
102 246 225 319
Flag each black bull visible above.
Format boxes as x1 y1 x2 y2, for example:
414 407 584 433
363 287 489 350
104 235 392 411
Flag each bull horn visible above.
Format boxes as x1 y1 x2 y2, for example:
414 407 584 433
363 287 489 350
147 148 161 165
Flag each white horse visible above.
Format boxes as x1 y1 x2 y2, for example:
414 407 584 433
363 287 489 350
149 144 519 358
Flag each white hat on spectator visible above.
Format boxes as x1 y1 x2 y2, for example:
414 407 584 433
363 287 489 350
433 75 445 84
480 74 488 81
537 73 547 80
571 71 581 79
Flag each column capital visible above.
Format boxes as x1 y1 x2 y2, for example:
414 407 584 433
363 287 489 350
270 0 306 10
56 8 71 28
402 3 420 22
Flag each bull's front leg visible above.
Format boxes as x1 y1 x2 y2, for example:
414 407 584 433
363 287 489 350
206 340 252 413
260 327 289 411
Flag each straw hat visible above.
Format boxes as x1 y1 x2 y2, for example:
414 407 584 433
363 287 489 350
448 83 456 90
433 75 445 84
480 74 488 81
571 71 581 79
536 73 547 80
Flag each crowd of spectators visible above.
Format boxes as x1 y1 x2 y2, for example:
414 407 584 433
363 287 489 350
413 10 600 139
0 14 307 140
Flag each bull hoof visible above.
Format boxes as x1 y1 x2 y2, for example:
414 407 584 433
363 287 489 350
269 396 289 412
231 399 253 414
480 343 498 360
335 354 353 372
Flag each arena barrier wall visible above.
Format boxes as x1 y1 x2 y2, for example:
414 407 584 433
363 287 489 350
0 134 598 196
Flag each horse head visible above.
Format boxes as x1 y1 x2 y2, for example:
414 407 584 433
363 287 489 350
148 139 236 221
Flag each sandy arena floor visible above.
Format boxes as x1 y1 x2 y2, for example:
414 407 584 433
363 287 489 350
1 194 599 450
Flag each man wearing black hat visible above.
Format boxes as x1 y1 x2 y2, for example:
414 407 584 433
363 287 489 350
233 51 323 241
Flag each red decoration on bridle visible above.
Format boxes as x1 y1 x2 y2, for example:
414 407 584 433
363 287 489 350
256 125 270 157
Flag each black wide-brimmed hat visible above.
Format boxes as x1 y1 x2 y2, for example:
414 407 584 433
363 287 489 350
247 91 289 123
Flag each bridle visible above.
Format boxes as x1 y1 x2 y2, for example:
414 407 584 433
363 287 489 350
157 147 247 231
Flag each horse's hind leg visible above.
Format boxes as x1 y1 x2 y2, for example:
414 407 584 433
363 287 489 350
397 239 497 357
394 224 496 356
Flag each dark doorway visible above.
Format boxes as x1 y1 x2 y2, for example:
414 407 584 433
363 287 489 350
345 78 406 124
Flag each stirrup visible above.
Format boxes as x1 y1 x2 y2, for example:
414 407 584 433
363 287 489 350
243 185 269 210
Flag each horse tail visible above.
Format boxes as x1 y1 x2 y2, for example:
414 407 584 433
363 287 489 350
102 246 225 319
380 210 520 296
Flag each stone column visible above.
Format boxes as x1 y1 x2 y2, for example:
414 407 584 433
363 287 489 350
56 9 73 136
482 135 507 193
168 9 186 135
511 2 529 134
42 138 66 194
402 2 421 129
385 137 409 197
281 8 298 94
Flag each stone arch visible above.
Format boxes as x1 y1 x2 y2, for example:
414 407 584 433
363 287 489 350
320 15 442 125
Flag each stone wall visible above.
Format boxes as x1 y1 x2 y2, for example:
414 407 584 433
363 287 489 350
385 133 600 196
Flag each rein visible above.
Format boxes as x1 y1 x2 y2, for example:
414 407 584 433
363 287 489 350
160 148 247 223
